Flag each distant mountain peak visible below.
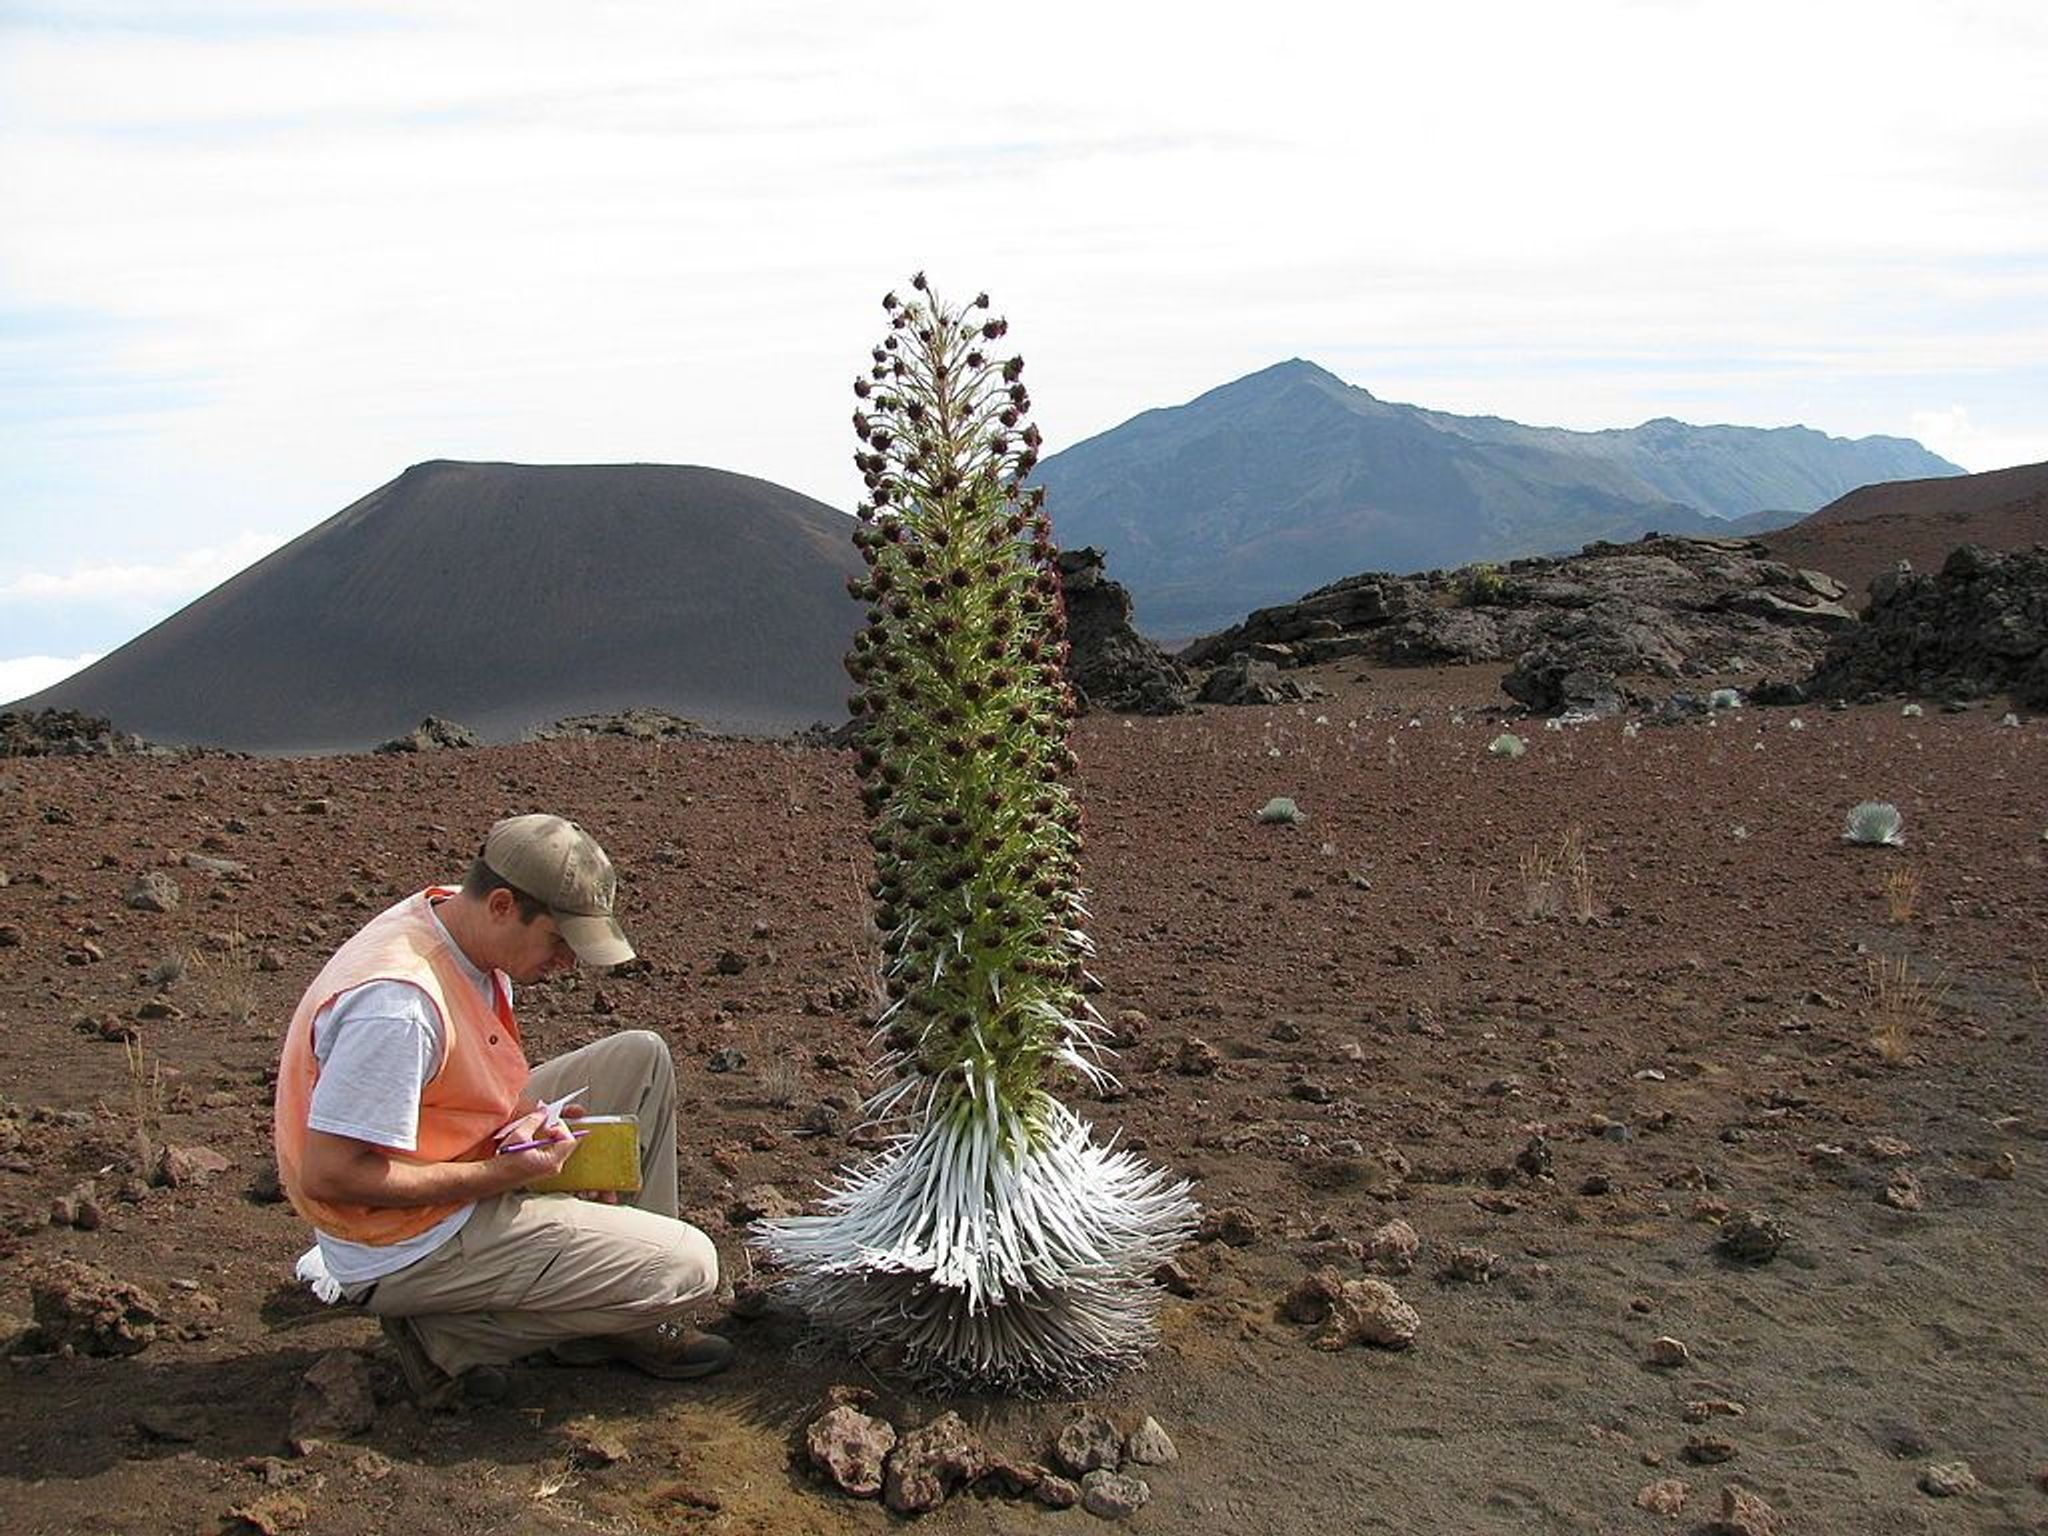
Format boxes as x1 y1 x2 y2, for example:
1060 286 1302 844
1035 364 1965 639
1206 358 1368 402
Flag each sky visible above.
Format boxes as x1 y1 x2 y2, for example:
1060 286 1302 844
3 0 2045 700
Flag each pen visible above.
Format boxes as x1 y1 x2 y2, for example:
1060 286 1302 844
499 1129 591 1155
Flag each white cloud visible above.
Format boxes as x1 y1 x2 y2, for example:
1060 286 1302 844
0 530 287 604
0 652 101 702
1908 407 2048 475
0 0 2042 652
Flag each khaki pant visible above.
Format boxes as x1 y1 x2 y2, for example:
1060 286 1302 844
363 1030 720 1376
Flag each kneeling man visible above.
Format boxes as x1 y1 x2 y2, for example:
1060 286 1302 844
273 813 728 1400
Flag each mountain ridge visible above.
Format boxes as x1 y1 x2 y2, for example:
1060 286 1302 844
1033 360 1962 637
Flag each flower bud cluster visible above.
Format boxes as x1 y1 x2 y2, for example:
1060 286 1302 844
841 278 1094 1120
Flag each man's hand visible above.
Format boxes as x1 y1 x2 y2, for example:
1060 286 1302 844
494 1108 579 1184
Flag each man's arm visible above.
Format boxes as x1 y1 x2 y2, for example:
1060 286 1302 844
298 1109 576 1206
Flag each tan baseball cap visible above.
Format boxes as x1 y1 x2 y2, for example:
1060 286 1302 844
482 813 635 967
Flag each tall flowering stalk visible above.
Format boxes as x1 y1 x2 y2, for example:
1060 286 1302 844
755 277 1196 1393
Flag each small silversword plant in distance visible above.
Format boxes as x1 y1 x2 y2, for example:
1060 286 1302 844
1844 801 1905 847
753 277 1196 1393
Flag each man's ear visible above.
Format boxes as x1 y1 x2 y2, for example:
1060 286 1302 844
485 887 517 921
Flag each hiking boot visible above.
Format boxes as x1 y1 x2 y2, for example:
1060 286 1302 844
551 1321 734 1380
378 1316 508 1409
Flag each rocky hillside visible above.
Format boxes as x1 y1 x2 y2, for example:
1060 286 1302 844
1183 534 1856 712
1034 360 1960 638
1763 460 2048 603
1805 544 2048 709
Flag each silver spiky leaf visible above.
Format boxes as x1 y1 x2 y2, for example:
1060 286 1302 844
757 1098 1194 1393
1844 801 1905 846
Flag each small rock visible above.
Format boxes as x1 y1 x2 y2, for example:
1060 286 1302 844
1176 1037 1220 1076
1366 1218 1420 1274
1684 1399 1747 1423
247 1163 286 1205
1982 1151 2017 1180
1034 1474 1081 1509
729 1183 798 1223
1716 1210 1787 1264
28 1258 163 1356
1880 1171 1925 1211
1052 1409 1123 1477
1196 1205 1259 1247
1709 1484 1779 1535
707 1046 746 1073
1648 1336 1691 1368
1685 1434 1738 1465
226 1493 310 1534
807 1403 895 1497
1635 1478 1689 1516
1122 1415 1178 1467
1515 1134 1553 1179
564 1419 631 1467
154 1144 232 1188
713 948 748 975
1283 1266 1347 1325
882 1412 983 1515
974 1456 1045 1498
1152 1258 1198 1296
1288 1268 1420 1350
125 870 182 913
1861 1134 1915 1161
288 1349 376 1452
1442 1245 1501 1283
1918 1460 1977 1498
1080 1469 1150 1519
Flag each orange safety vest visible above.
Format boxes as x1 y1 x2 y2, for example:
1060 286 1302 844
273 888 530 1246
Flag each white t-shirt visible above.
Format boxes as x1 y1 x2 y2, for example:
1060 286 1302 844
305 903 511 1286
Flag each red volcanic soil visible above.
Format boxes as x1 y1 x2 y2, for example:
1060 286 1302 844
1 665 2044 1534
1764 461 2048 603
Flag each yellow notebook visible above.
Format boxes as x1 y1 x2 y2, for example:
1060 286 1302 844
525 1115 642 1195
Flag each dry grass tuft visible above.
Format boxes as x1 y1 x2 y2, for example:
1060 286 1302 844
1462 869 1497 931
1519 825 1594 923
1865 954 1948 1065
146 948 194 989
1880 866 1922 925
760 1053 806 1109
123 1033 165 1174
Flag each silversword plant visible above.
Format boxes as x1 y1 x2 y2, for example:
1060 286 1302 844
754 277 1196 1393
1844 801 1906 847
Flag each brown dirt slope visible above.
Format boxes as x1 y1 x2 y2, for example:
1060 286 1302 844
1764 460 2048 602
12 462 865 752
0 669 2043 1533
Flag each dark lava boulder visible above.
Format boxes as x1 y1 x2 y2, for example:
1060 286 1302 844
0 709 156 758
374 716 482 753
1182 534 1857 715
1804 544 2048 708
1056 548 1194 715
